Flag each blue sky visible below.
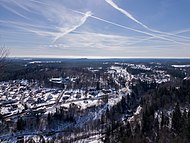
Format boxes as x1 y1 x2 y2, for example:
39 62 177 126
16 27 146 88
0 0 190 58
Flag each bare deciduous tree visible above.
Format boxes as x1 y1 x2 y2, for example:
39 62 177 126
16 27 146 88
0 46 9 72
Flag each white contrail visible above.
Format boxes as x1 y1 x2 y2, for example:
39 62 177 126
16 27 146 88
172 29 190 40
90 13 188 46
53 11 92 43
105 0 149 29
105 0 190 42
12 25 57 37
73 10 186 45
0 20 55 31
13 0 31 12
174 29 190 35
126 37 155 46
0 19 72 38
1 3 30 20
1 0 92 43
28 0 49 6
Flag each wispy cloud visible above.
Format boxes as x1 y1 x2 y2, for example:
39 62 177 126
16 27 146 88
0 0 92 43
53 11 92 43
1 3 29 20
1 0 189 58
43 31 189 58
47 31 182 52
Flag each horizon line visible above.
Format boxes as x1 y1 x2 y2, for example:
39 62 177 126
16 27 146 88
8 55 190 59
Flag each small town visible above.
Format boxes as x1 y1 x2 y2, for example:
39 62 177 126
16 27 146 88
0 60 177 142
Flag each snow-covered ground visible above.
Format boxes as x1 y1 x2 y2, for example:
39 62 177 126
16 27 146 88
172 65 190 68
0 63 174 142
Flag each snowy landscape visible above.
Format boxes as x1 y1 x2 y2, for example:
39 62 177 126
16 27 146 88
1 58 188 142
1 0 190 142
